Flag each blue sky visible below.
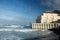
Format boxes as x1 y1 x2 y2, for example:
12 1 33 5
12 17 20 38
0 0 60 25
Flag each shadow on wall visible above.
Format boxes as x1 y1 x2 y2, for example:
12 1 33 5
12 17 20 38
36 16 41 23
51 19 60 23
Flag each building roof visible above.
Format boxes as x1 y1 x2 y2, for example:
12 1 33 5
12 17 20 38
45 10 60 14
53 10 60 13
45 11 52 13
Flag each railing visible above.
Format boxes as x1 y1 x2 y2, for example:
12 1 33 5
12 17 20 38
32 23 60 30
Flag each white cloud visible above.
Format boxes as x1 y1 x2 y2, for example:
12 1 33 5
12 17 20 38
0 12 33 25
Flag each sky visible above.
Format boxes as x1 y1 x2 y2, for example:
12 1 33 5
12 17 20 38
0 0 60 25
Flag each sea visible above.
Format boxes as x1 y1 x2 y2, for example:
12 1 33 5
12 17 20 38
0 25 59 40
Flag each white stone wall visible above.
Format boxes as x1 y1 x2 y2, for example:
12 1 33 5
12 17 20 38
41 13 60 23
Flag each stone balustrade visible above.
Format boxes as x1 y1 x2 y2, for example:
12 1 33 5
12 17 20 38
32 23 60 30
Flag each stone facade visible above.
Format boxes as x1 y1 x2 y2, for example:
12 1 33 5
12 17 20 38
41 13 60 23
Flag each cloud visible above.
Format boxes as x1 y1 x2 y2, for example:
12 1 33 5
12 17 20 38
0 9 34 25
52 0 60 9
0 15 33 25
37 0 60 10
